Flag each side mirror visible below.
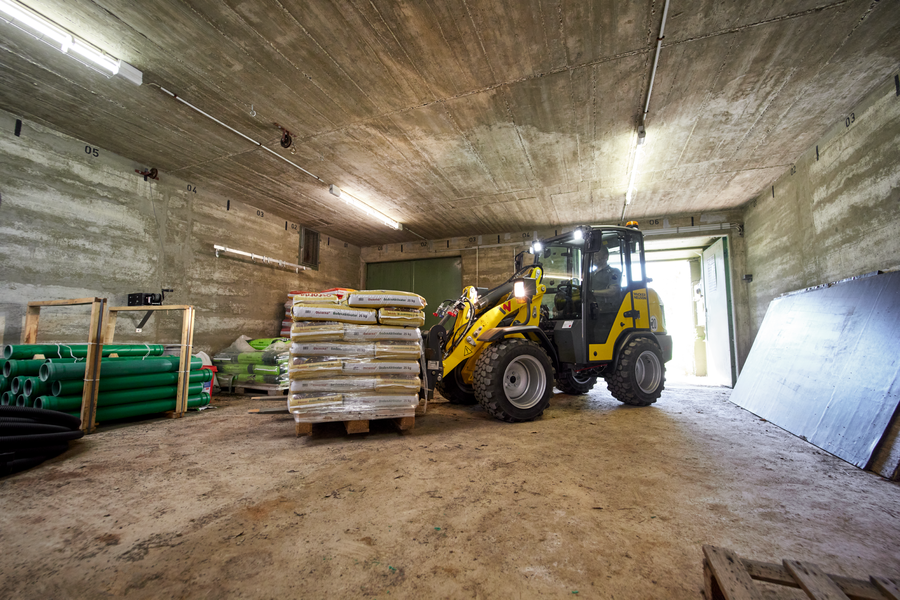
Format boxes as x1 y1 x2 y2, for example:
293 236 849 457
585 232 603 253
514 251 524 272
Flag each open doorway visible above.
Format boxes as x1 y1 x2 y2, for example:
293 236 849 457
645 259 696 381
643 235 735 386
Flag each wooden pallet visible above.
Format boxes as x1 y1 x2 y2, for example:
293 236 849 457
232 384 286 396
295 416 415 436
703 545 900 600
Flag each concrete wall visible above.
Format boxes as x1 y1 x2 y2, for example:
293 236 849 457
741 73 900 362
0 111 361 354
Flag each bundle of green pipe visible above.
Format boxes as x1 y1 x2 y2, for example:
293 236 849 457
3 343 165 360
1 344 212 423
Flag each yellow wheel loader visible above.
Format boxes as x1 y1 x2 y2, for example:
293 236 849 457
422 224 673 422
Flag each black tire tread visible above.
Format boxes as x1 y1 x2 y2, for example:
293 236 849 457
436 366 478 405
606 336 665 406
556 369 597 395
473 339 554 422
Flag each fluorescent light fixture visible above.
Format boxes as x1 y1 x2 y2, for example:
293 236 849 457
0 0 140 84
625 140 644 205
329 184 401 230
70 39 119 74
514 281 526 299
0 0 70 50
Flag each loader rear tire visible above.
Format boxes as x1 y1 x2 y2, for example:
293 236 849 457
436 366 477 405
556 368 597 395
473 339 554 422
606 336 665 406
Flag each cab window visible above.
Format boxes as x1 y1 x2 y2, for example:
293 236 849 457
537 244 582 319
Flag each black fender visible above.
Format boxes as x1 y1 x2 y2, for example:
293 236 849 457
477 326 561 373
610 330 671 370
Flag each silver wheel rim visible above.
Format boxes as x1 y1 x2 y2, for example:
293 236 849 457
634 350 662 394
503 355 546 410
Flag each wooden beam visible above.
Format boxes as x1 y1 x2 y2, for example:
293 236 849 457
22 305 40 344
702 546 763 600
343 420 369 434
78 298 106 434
784 560 851 600
393 416 415 431
174 307 195 416
28 297 102 307
870 576 900 600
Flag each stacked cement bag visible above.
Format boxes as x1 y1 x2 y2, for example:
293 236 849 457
288 290 426 421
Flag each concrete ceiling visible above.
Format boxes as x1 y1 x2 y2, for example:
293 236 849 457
0 0 897 247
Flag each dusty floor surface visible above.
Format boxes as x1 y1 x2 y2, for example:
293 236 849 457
1 383 899 599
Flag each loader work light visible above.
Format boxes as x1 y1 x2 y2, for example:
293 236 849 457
514 281 526 298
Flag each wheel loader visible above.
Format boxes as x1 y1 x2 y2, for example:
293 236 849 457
421 223 673 422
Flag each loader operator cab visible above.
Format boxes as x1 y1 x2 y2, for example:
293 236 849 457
536 227 650 363
424 223 672 424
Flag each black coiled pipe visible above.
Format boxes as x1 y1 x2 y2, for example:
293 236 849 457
0 406 83 476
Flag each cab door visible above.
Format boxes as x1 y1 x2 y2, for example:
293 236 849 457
584 231 628 361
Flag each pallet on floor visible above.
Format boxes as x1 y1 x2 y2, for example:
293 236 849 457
231 384 286 396
293 407 416 437
702 545 900 600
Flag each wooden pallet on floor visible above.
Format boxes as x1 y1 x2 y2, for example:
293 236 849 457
232 384 286 396
293 407 416 437
703 545 900 600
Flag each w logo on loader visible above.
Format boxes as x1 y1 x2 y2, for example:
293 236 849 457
500 302 512 314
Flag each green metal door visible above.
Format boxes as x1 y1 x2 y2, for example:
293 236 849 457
366 257 462 330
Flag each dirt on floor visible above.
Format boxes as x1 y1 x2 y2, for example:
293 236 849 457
1 382 899 599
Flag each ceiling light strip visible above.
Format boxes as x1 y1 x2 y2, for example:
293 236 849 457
156 86 403 231
0 0 141 84
623 0 671 218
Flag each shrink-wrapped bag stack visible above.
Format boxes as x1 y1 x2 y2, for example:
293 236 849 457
212 337 290 389
288 290 426 423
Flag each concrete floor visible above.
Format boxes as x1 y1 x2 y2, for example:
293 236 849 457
1 383 899 599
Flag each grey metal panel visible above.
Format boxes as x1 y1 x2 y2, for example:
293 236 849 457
703 237 736 387
730 271 900 468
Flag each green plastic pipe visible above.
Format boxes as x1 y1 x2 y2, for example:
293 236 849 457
252 365 280 376
40 356 202 382
0 375 7 394
232 374 279 385
3 344 165 360
236 352 265 364
53 369 212 397
22 376 51 398
217 363 252 374
1 391 13 405
16 394 33 407
36 383 205 412
63 393 211 421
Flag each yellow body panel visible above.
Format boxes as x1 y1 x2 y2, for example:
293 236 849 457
444 268 545 383
587 287 666 362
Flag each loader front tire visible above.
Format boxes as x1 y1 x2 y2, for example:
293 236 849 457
606 336 665 406
436 366 478 405
473 339 554 422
